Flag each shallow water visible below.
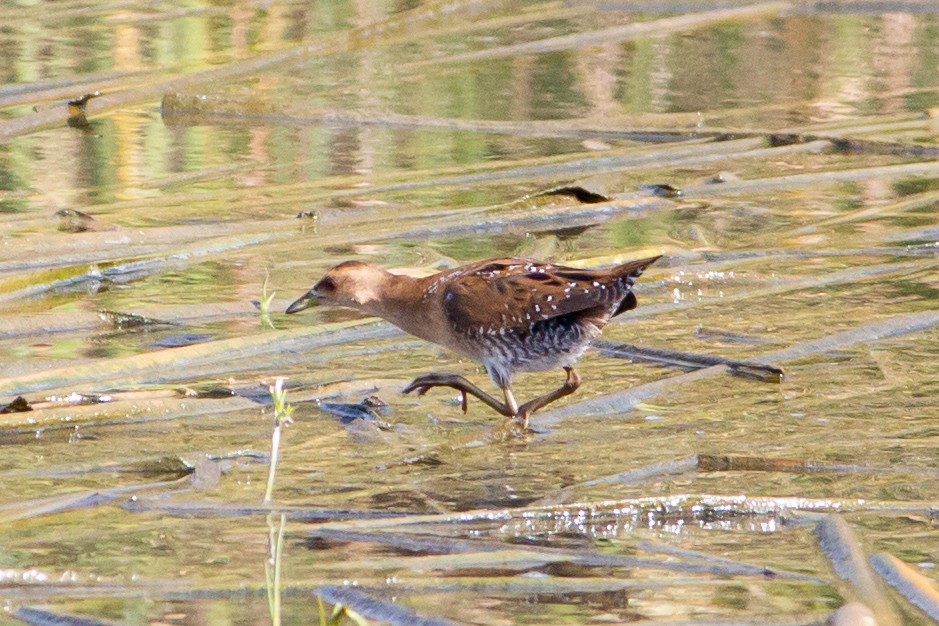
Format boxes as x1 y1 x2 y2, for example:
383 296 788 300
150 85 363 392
2 2 939 625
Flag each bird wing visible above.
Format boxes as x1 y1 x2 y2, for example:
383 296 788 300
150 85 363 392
441 256 658 335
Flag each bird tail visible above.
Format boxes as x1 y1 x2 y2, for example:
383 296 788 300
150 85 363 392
614 255 661 278
612 255 661 317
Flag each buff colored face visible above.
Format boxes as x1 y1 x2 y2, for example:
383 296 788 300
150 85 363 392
285 262 382 314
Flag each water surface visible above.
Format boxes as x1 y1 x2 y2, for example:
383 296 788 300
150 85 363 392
1 2 939 625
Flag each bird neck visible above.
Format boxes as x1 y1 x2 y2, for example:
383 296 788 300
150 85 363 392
360 272 435 338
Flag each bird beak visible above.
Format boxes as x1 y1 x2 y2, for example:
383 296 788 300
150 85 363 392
285 290 319 314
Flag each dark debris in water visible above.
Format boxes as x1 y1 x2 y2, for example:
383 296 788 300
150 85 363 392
65 90 101 129
315 585 462 626
98 309 178 330
537 224 594 240
527 587 629 610
66 91 102 108
54 208 97 233
318 394 393 429
595 339 784 382
184 383 235 399
534 184 610 204
14 606 113 626
639 183 683 198
0 395 32 413
149 333 213 348
123 455 194 480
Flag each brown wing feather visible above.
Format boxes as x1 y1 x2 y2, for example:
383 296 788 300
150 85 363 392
441 256 659 335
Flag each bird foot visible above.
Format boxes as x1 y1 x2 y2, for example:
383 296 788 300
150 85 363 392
402 373 513 417
513 410 532 432
403 373 468 412
495 415 536 440
509 367 582 427
403 368 581 432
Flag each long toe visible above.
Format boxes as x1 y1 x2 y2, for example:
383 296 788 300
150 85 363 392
405 373 451 390
400 372 514 418
403 374 445 394
403 383 435 396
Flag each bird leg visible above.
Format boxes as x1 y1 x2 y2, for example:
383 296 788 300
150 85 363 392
514 367 582 429
403 369 581 430
403 373 515 417
503 387 519 415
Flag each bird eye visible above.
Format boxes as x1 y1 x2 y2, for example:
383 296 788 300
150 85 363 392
316 277 337 292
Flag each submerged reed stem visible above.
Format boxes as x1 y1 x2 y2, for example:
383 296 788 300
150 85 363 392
264 377 293 505
265 512 287 626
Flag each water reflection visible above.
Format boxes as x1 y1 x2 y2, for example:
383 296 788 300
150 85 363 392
0 8 936 207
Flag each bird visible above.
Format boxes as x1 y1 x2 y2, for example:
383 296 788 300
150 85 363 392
285 255 661 428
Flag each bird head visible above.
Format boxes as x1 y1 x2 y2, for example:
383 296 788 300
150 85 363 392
285 261 389 314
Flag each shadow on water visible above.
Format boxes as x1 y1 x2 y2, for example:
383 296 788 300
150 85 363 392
1 1 939 624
